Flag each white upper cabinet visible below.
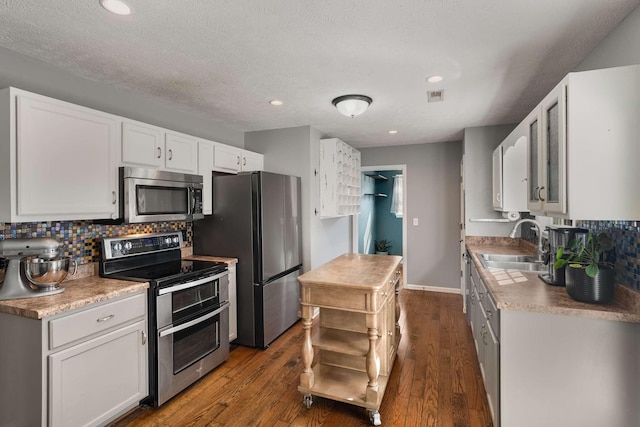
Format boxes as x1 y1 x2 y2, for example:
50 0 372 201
164 131 197 173
493 120 528 212
197 140 214 215
212 143 263 173
0 88 119 222
121 121 163 168
122 120 197 173
319 138 361 218
526 64 640 220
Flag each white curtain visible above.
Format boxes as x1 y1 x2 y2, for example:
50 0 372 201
390 174 403 218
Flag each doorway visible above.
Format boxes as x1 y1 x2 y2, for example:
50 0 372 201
352 165 407 284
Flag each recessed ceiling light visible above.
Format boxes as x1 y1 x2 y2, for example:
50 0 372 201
99 0 132 16
388 130 398 134
426 75 443 83
269 100 283 106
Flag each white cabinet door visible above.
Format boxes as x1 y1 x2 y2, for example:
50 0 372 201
492 145 503 210
198 141 214 215
121 121 163 168
16 94 119 220
319 138 361 218
213 144 241 173
165 132 197 173
228 264 237 341
538 80 567 214
526 108 544 212
48 320 147 427
240 149 264 171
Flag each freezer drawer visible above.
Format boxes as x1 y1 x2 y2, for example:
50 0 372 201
256 268 301 348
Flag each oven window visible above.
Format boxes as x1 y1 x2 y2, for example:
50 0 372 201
172 280 220 322
136 185 189 215
173 313 220 374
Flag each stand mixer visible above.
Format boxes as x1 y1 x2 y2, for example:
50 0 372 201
0 238 72 300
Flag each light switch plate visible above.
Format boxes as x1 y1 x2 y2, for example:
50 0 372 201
413 218 419 226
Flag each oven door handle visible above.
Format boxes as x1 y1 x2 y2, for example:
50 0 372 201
159 301 229 338
158 271 229 295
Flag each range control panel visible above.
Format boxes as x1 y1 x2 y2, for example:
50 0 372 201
102 232 183 259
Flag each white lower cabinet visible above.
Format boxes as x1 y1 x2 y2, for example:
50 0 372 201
49 320 147 427
0 292 148 427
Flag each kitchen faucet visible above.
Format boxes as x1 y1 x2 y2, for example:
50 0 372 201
509 219 545 262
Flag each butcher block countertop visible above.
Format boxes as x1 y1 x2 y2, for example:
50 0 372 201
185 255 238 265
298 253 402 290
466 240 640 324
0 276 148 320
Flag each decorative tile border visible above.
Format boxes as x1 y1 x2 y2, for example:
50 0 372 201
0 221 193 265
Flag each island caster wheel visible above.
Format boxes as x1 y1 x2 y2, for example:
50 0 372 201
303 394 313 409
368 410 381 426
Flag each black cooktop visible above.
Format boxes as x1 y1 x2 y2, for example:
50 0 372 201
111 259 227 283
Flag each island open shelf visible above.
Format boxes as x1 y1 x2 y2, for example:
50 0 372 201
297 253 402 426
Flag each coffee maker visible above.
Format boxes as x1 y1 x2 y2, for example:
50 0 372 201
540 226 588 286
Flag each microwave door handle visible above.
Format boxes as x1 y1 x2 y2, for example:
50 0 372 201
159 302 229 338
187 187 193 215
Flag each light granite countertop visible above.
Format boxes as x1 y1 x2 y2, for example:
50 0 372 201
466 242 640 324
0 276 148 320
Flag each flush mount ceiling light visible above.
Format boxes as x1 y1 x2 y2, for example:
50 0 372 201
426 75 443 83
332 95 372 118
269 100 283 106
388 130 398 134
99 0 132 15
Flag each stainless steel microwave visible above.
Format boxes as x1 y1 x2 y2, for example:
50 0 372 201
120 167 204 223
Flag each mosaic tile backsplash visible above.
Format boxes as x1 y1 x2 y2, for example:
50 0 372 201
0 221 193 265
577 221 640 292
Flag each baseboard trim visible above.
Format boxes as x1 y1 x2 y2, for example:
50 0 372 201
404 284 461 294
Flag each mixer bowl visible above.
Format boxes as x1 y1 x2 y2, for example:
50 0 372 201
24 257 76 289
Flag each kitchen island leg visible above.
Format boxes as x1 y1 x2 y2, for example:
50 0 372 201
300 305 314 389
365 313 380 403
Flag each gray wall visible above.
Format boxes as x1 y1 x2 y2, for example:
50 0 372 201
575 5 640 72
245 126 351 272
0 46 244 147
360 142 462 289
463 124 516 236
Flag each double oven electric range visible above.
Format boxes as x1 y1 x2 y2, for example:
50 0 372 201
100 232 229 407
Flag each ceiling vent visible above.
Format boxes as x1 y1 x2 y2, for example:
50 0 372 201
427 90 444 103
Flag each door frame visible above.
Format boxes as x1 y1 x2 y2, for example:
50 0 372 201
352 164 407 289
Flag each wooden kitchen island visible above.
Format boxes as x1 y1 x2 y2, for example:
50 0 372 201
297 253 402 426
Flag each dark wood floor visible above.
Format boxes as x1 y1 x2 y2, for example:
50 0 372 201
111 290 492 427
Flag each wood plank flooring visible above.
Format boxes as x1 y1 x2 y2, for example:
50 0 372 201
111 290 492 427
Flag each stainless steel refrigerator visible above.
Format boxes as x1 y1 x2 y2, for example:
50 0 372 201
194 171 302 348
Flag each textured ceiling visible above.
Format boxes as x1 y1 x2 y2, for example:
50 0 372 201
0 0 638 148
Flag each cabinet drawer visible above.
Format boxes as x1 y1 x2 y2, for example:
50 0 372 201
49 293 146 350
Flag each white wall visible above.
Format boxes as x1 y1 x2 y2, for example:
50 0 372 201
244 126 351 272
575 5 640 72
360 142 462 290
463 125 516 236
0 46 244 147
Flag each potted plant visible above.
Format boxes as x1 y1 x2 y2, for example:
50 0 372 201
554 231 615 304
374 240 391 255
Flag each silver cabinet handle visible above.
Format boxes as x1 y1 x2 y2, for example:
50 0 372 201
236 155 241 165
168 149 173 160
111 190 117 204
496 192 501 202
97 314 115 323
159 302 229 338
157 146 162 159
539 186 546 201
533 186 539 201
243 157 247 166
141 330 147 345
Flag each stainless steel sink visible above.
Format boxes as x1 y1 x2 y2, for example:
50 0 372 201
478 253 547 272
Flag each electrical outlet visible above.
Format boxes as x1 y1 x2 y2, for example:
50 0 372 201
413 218 419 226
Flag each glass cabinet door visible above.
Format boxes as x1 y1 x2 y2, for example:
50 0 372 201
540 81 567 214
526 111 543 211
